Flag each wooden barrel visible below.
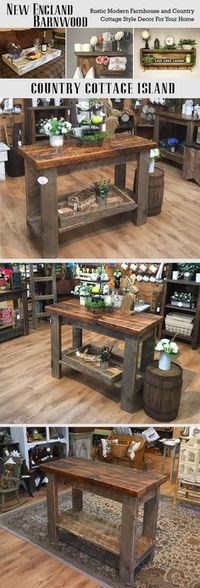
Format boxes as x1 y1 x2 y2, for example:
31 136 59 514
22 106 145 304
143 361 183 421
134 166 164 216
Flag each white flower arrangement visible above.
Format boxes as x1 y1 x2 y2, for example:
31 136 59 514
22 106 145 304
90 35 98 47
41 117 72 136
150 148 160 159
155 338 179 356
115 31 124 41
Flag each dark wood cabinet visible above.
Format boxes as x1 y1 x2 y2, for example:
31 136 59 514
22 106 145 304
153 110 200 166
24 99 70 144
159 279 200 349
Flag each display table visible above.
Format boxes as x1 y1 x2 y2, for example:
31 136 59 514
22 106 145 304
45 299 162 413
0 288 29 341
19 135 156 258
41 457 167 584
161 439 180 483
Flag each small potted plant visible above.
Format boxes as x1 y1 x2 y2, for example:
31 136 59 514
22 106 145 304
179 39 196 51
40 117 72 147
91 179 110 207
154 338 179 371
99 345 113 369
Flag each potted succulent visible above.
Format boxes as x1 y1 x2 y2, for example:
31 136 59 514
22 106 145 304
155 338 179 371
40 117 72 147
91 179 110 207
99 345 113 369
179 39 196 51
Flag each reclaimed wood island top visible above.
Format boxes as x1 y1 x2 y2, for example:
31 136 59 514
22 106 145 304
19 135 156 170
46 299 162 338
41 457 167 498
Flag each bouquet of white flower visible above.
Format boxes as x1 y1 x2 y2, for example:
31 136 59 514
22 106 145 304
90 35 98 47
115 31 124 41
155 338 179 356
42 117 72 136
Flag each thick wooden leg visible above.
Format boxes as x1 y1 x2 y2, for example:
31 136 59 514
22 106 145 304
25 161 40 237
133 150 150 226
51 315 62 379
121 336 139 412
72 487 83 511
114 163 126 189
40 168 58 258
119 495 138 584
47 473 58 545
140 330 156 373
72 326 82 349
143 488 159 557
22 290 29 336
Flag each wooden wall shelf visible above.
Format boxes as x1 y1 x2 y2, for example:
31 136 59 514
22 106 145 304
140 48 196 69
75 51 127 77
159 278 200 349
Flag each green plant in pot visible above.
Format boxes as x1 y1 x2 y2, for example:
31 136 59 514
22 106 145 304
178 39 196 51
99 345 113 369
91 179 110 207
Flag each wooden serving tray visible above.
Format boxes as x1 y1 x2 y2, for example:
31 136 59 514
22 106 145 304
2 47 61 76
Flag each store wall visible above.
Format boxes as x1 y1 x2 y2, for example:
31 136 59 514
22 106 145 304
66 28 133 77
134 28 200 79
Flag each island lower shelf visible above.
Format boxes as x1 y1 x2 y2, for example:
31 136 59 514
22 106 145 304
57 510 155 562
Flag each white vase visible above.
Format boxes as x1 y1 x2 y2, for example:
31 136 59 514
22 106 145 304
159 352 171 371
149 159 155 173
49 135 64 147
80 296 86 306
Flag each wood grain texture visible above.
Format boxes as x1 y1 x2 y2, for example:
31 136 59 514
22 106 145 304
46 299 162 338
0 324 199 424
41 457 167 498
1 162 200 259
19 136 156 170
0 528 100 588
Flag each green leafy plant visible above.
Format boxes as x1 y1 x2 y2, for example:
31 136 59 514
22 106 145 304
99 345 113 362
91 179 110 198
178 39 196 46
75 130 107 144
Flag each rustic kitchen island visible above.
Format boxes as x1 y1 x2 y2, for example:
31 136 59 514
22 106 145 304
41 457 167 584
45 299 162 413
19 135 156 258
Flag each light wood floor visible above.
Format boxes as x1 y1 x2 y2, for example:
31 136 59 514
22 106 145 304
1 161 200 258
0 528 102 588
0 324 199 424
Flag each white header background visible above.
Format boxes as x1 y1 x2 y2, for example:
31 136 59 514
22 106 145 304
1 0 200 28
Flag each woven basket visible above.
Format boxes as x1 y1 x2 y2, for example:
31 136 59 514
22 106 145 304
111 443 128 458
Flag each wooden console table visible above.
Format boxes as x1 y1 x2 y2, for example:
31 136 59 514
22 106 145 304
46 299 162 413
41 458 167 584
19 135 156 258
